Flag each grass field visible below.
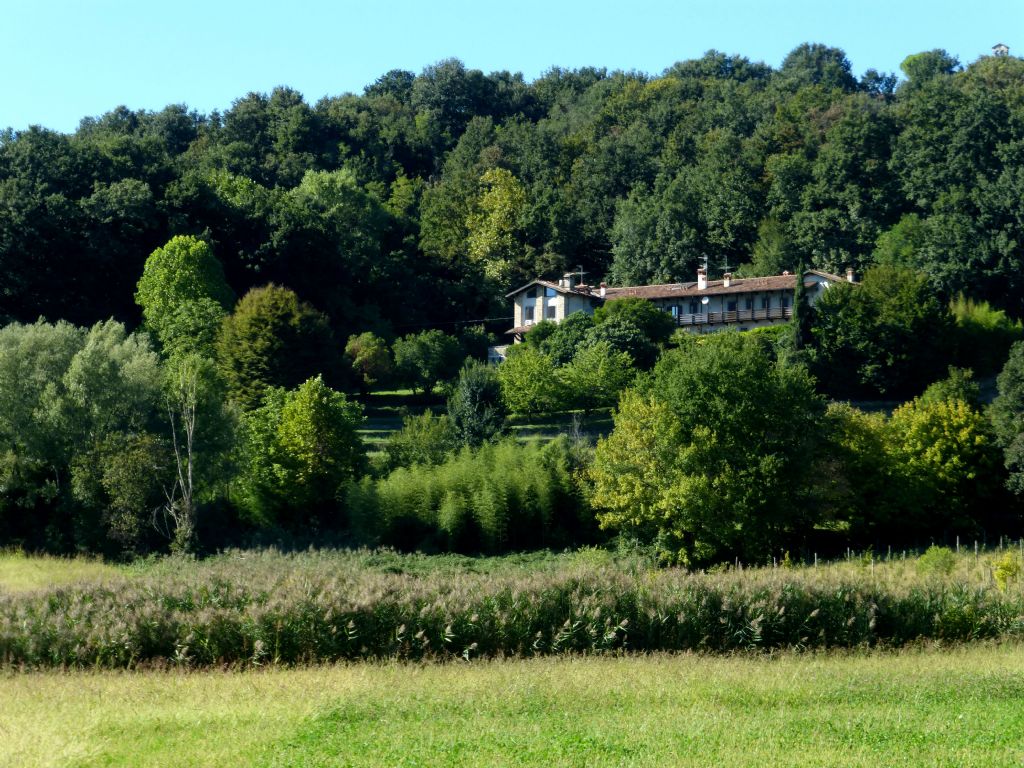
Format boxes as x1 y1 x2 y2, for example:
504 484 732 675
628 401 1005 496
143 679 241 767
353 388 615 455
0 551 125 593
3 546 1023 668
2 643 1022 767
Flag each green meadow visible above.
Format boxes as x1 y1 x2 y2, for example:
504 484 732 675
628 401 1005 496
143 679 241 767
2 644 1023 767
3 549 1024 766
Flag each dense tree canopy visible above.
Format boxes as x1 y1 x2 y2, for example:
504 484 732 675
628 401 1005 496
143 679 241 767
3 45 1024 561
2 45 1024 337
592 333 826 565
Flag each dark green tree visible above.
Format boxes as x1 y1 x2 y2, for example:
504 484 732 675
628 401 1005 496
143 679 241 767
217 285 340 410
584 315 659 369
447 361 506 447
392 330 465 395
808 267 955 398
593 297 676 346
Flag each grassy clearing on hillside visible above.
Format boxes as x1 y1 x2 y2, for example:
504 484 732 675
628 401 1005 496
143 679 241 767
2 644 1022 767
354 388 614 450
3 547 1023 668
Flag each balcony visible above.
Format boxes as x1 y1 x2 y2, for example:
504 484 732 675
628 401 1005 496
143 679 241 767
676 307 792 326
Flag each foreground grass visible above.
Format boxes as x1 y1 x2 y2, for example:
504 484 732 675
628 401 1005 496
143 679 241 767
3 547 1024 667
2 644 1022 767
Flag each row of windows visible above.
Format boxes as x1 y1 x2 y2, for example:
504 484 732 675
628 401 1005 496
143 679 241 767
668 295 790 316
523 304 557 322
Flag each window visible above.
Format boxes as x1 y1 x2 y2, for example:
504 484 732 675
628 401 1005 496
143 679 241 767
535 287 544 298
670 305 680 318
545 304 557 320
524 305 534 322
545 287 556 298
781 295 791 308
727 300 737 312
744 298 754 311
761 296 770 310
689 300 700 314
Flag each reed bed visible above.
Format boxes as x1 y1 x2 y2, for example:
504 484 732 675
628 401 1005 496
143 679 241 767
1 547 1022 668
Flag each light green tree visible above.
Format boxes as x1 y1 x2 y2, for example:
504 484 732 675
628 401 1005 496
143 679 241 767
238 376 365 529
558 342 635 413
887 395 1000 534
466 167 529 286
135 235 234 357
345 331 393 392
496 345 565 416
592 333 826 565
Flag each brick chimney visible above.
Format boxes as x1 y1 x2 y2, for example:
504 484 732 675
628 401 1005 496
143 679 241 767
723 272 732 288
697 267 707 291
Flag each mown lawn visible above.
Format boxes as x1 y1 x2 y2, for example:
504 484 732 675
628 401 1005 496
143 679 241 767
2 644 1022 767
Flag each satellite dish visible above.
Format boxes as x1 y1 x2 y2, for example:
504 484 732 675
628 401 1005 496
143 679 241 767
701 297 710 305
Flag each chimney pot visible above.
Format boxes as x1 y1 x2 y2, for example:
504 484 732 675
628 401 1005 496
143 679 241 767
723 272 732 288
697 267 708 291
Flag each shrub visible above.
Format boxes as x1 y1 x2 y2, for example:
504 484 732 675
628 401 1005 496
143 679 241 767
993 552 1021 592
950 294 1023 376
347 438 590 554
2 548 1023 668
916 545 957 577
382 412 459 471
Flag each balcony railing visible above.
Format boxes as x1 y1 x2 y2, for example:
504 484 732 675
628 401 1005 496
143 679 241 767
676 307 792 326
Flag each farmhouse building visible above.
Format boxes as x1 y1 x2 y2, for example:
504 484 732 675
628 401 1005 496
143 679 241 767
504 267 853 343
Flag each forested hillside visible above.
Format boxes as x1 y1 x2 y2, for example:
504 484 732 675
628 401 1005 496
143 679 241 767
3 45 1024 340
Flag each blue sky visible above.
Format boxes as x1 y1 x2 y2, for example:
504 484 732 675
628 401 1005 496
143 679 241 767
2 0 1020 132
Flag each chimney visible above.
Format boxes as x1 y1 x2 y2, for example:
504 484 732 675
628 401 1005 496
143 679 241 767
697 267 707 291
846 268 855 283
599 282 607 299
563 272 576 290
723 272 732 288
